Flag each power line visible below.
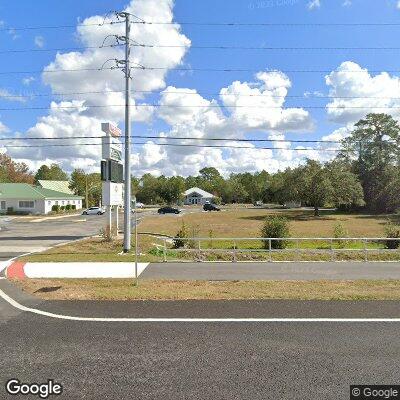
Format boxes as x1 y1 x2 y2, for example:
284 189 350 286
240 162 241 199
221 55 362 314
4 43 400 54
0 21 123 32
133 43 400 51
0 44 122 55
2 104 400 111
0 141 342 152
130 21 400 27
1 20 399 31
0 66 397 75
2 89 400 101
0 134 342 144
130 66 400 74
0 67 121 76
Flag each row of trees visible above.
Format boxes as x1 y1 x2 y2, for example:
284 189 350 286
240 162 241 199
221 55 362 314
1 113 399 213
134 113 400 214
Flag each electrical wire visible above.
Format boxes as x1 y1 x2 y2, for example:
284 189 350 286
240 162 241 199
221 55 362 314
132 43 400 51
0 44 123 54
0 66 398 75
3 44 400 54
1 89 400 101
2 104 400 111
0 21 123 32
0 67 122 76
0 141 342 152
0 134 342 144
130 21 400 27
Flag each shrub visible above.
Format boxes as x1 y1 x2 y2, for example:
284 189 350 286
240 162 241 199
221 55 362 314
173 222 189 249
71 205 76 210
213 196 222 205
60 205 65 211
65 204 71 211
99 225 116 242
51 205 60 212
384 221 400 249
333 222 349 249
6 207 13 214
261 216 290 249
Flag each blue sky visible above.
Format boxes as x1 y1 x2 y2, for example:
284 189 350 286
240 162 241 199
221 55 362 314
0 0 400 176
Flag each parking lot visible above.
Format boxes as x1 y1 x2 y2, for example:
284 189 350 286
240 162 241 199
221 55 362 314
0 214 108 262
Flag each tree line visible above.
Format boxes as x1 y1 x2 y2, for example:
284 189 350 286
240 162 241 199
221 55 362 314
0 113 399 214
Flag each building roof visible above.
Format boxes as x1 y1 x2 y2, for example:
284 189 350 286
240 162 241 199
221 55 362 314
38 180 73 194
0 183 83 200
184 187 214 198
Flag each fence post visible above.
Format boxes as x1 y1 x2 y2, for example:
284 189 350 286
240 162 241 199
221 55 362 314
269 239 272 262
233 240 237 262
296 239 300 262
163 238 167 262
330 238 335 262
198 239 202 261
364 239 368 262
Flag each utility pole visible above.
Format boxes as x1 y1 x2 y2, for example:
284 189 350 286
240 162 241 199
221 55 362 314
119 12 132 253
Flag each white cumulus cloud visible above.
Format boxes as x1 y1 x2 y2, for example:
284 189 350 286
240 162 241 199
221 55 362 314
325 61 400 124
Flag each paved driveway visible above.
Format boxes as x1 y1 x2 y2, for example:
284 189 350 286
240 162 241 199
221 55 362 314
0 214 107 262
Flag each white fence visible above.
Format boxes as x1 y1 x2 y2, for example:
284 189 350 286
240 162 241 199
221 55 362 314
153 237 400 263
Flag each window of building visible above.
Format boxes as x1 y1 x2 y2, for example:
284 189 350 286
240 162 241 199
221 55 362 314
0 201 6 210
48 201 51 206
19 201 34 209
62 201 65 205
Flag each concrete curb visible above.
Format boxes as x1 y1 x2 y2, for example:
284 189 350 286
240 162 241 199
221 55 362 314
6 261 149 279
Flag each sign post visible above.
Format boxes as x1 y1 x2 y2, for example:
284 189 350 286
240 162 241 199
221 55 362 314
101 123 124 239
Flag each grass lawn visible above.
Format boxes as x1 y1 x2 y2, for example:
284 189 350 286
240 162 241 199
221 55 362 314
140 208 399 238
20 208 400 262
14 278 400 301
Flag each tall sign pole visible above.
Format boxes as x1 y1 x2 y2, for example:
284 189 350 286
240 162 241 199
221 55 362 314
123 13 131 253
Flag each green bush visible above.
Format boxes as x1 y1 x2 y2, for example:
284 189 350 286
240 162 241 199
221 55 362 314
65 204 71 211
384 221 400 249
213 196 222 205
6 207 13 214
51 205 60 212
261 216 290 249
173 222 189 249
71 205 76 210
60 205 65 211
333 222 349 249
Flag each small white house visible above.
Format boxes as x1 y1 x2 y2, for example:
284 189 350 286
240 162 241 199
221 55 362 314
0 183 83 215
184 187 214 205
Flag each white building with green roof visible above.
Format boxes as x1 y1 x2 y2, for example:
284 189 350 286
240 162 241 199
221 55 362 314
0 183 83 215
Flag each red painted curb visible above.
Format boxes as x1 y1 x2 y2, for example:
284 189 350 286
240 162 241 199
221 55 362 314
6 261 26 279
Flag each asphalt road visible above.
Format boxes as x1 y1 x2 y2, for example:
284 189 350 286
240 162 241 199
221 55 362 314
1 280 400 400
142 261 400 280
0 214 107 261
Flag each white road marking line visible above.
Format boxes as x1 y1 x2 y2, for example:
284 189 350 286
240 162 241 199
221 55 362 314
0 289 399 322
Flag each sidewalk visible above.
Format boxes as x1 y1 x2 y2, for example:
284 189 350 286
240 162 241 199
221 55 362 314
6 261 149 279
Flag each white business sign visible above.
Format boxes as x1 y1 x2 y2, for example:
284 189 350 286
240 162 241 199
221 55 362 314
101 122 121 138
102 136 122 162
102 182 123 206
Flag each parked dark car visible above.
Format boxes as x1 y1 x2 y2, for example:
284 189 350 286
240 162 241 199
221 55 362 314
158 206 181 214
203 203 220 212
